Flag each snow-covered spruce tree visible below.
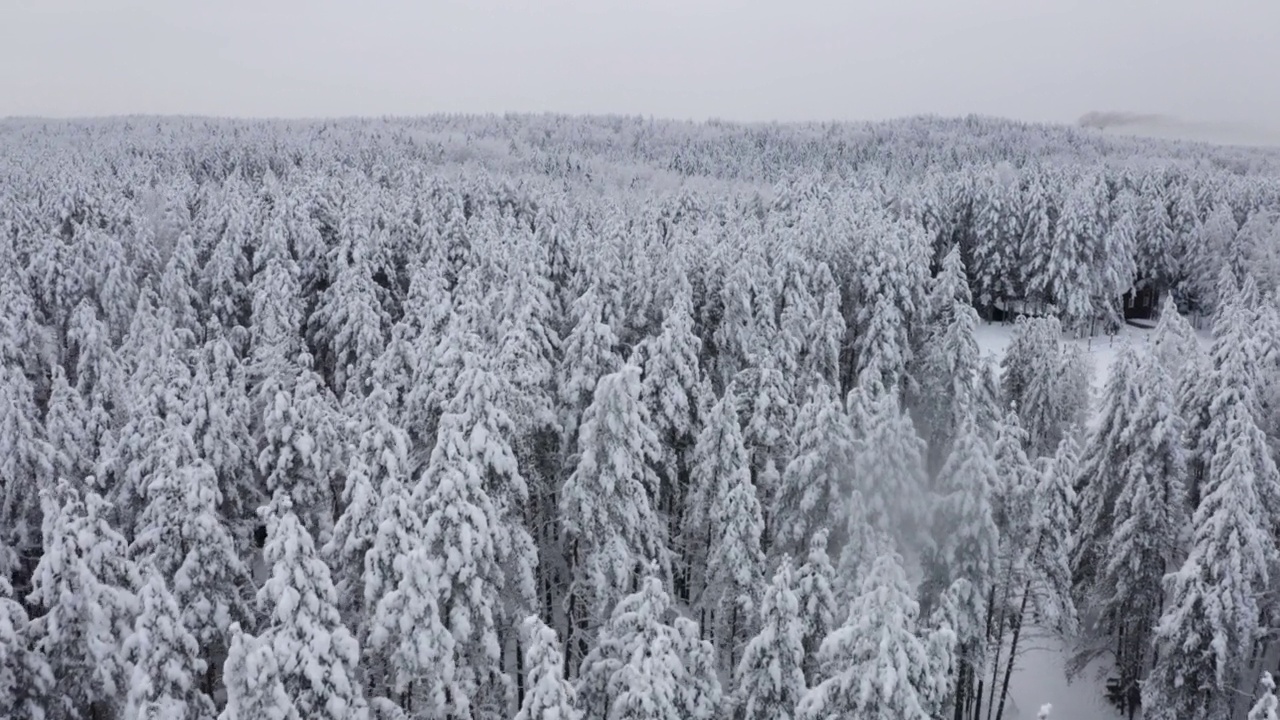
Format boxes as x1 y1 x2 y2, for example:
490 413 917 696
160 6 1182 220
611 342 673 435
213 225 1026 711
189 327 258 533
1072 349 1185 695
324 384 410 629
731 559 807 720
515 615 581 720
576 572 719 720
793 529 839 686
0 573 53 720
798 551 951 720
560 365 669 663
634 271 706 596
308 234 391 400
124 572 216 720
700 449 765 671
686 387 749 598
256 494 368 720
131 448 254 695
1071 343 1142 594
1143 365 1278 720
219 623 300 720
406 352 538 719
771 383 854 561
557 283 623 454
921 415 999 717
44 366 94 488
27 480 139 720
1149 293 1200 384
0 329 55 557
1252 672 1279 720
1004 315 1091 458
852 388 928 551
914 244 983 474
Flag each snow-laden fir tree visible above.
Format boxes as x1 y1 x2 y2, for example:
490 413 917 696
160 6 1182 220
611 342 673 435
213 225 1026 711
123 572 216 720
0 572 53 720
700 451 765 671
188 329 257 535
515 616 582 720
686 387 749 597
576 571 719 720
1072 349 1185 694
219 624 300 720
560 365 669 658
731 559 807 720
914 244 983 474
256 494 368 720
324 384 410 629
798 551 952 720
1143 332 1278 720
793 529 839 685
852 388 928 550
1252 673 1279 720
406 352 537 719
557 283 623 452
1071 343 1142 594
921 415 999 715
27 480 139 720
772 384 854 560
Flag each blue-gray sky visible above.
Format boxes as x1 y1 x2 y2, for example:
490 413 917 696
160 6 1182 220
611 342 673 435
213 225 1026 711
3 0 1277 143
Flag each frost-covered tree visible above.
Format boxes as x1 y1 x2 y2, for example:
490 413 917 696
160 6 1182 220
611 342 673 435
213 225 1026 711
1252 673 1279 720
1143 366 1277 720
1073 350 1185 694
731 560 807 720
798 552 951 720
914 244 983 472
515 616 581 720
700 453 765 669
219 624 299 720
0 573 53 720
324 384 410 629
1001 316 1090 457
853 389 928 549
793 530 839 685
561 366 668 656
27 480 139 720
256 495 368 720
686 388 749 596
772 385 853 560
124 572 216 720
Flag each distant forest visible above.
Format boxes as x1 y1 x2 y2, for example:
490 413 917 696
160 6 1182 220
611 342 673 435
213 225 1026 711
1 114 1279 720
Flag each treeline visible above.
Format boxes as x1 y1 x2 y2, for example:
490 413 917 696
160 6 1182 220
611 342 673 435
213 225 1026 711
0 115 1278 720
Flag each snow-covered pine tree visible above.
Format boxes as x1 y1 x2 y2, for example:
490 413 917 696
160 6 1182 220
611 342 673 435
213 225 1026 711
731 559 807 720
634 271 706 595
1071 343 1142 594
670 615 723 720
921 415 999 716
852 389 928 551
793 530 839 685
798 551 950 720
1252 673 1279 720
914 244 982 473
700 450 765 671
515 615 582 720
324 384 410 629
1072 347 1185 693
1143 355 1278 720
256 494 368 720
560 365 669 662
219 624 300 720
772 384 854 560
27 480 139 720
557 283 623 454
686 387 749 598
124 572 216 720
0 573 53 720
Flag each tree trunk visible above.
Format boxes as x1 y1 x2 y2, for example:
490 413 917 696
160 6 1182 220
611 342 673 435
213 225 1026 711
995 582 1032 720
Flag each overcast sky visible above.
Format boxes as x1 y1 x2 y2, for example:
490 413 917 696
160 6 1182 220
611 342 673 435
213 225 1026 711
2 0 1277 143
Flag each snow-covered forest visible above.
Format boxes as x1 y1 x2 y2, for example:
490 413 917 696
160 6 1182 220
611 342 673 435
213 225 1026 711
3 114 1280 720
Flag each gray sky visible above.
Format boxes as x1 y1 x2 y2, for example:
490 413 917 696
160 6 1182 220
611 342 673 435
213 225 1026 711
3 0 1277 143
